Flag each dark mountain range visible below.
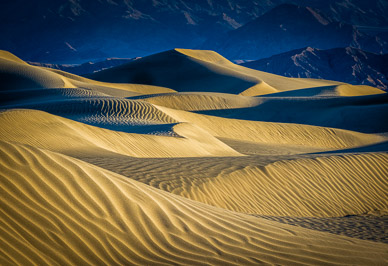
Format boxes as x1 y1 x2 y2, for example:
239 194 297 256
1 0 388 63
28 58 138 75
241 47 388 90
202 4 388 60
0 0 286 63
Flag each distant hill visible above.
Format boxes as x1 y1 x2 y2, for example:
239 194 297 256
29 58 138 75
202 4 388 60
2 0 388 63
241 47 388 90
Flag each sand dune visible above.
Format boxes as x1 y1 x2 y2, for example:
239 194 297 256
0 49 387 264
0 109 241 157
80 150 388 217
181 152 388 216
88 49 349 96
1 140 387 265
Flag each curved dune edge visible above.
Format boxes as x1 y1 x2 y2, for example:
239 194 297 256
0 109 241 158
1 140 387 265
155 105 387 150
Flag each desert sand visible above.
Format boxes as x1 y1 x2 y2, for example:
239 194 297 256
0 49 387 265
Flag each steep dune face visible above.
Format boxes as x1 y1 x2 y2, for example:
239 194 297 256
87 49 263 94
1 140 387 265
0 49 387 264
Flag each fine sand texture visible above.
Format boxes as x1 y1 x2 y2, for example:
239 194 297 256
1 49 387 265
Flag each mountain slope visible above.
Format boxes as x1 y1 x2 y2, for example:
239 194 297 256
241 47 388 90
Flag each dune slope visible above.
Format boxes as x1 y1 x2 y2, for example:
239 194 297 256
1 140 387 265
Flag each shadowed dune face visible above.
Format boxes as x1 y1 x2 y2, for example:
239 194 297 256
0 49 388 264
88 49 261 94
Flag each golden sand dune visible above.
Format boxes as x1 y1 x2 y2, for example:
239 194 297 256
1 140 387 265
0 49 387 264
88 49 264 94
88 49 349 96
